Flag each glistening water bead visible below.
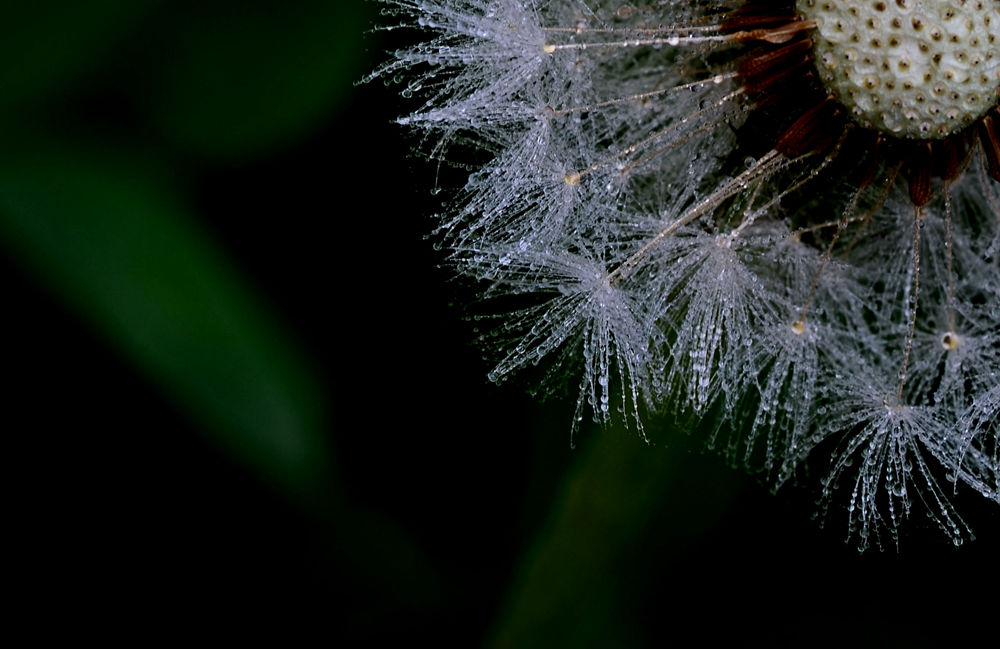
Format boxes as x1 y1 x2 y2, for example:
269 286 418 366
799 0 1000 138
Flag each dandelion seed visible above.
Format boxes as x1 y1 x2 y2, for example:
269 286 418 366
371 0 1000 549
809 376 973 551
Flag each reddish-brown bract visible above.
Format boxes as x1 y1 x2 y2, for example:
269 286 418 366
724 0 999 207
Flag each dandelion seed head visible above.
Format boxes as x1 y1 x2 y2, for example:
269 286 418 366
371 0 1000 549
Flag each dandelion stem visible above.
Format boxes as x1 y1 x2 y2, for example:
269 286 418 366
541 24 727 35
544 35 732 52
542 21 813 53
550 73 737 117
897 205 923 398
944 185 957 336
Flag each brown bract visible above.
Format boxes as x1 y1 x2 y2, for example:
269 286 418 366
724 0 999 206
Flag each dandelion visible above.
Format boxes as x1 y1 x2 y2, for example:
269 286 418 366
368 0 1000 549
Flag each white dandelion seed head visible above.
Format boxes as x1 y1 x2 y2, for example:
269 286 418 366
370 0 1000 549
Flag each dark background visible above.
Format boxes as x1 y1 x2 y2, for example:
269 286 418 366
3 1 997 645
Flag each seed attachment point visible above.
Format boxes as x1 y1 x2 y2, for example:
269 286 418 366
941 331 960 351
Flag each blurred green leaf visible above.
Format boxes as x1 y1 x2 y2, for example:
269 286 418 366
0 148 330 502
488 429 742 647
147 0 372 158
0 1 157 119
